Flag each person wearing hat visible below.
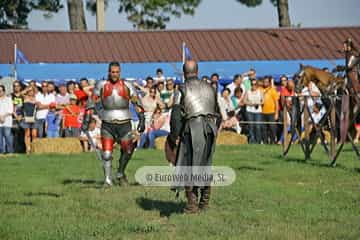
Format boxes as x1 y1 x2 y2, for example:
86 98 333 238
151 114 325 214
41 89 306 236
62 94 81 137
45 103 60 138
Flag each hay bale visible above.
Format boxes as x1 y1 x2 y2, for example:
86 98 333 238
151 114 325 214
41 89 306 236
154 131 248 149
155 136 167 150
31 138 83 154
216 131 248 145
300 130 331 144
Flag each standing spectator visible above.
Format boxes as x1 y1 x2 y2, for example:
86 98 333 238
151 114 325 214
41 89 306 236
210 73 223 93
141 86 164 129
279 75 288 93
231 87 246 131
29 80 40 95
156 80 165 98
0 85 14 154
262 77 279 144
244 79 263 144
11 81 25 153
20 87 37 154
79 118 101 152
231 87 245 113
242 68 256 91
47 81 57 96
55 83 70 137
354 114 360 144
201 75 210 82
300 80 321 111
55 83 70 108
134 76 154 96
139 107 169 148
74 78 89 107
160 78 175 112
218 88 240 133
45 103 61 138
62 95 81 137
278 78 295 141
35 81 56 138
155 68 165 82
66 81 76 95
227 74 245 96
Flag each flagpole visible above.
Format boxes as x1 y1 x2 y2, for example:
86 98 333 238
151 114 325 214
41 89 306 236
182 42 185 82
14 43 17 80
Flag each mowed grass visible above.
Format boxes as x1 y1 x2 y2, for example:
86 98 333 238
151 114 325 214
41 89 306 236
1 144 360 240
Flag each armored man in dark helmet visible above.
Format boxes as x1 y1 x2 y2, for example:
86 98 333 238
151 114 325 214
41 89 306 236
166 60 222 213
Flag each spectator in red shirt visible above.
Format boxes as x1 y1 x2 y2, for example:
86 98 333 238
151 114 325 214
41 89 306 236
73 78 90 107
62 94 81 137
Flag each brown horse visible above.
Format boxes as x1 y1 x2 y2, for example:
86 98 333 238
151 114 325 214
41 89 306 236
295 64 345 95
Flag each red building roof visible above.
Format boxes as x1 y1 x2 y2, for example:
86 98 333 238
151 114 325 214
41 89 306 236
0 27 359 64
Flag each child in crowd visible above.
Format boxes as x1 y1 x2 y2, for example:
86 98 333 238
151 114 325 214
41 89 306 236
79 118 101 152
45 103 61 138
62 94 81 137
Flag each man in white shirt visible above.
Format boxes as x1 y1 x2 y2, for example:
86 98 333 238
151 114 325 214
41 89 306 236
35 81 56 138
301 81 322 110
0 85 14 153
227 74 246 97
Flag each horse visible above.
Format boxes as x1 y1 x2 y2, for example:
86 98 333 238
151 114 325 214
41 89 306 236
295 64 345 95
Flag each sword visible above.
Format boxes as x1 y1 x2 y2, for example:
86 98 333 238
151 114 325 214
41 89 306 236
84 130 103 162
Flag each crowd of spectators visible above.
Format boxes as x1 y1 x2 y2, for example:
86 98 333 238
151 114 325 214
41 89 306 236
0 67 343 155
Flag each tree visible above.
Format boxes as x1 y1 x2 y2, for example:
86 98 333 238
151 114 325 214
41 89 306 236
67 0 87 30
236 0 291 27
1 0 201 30
87 0 202 30
0 0 62 29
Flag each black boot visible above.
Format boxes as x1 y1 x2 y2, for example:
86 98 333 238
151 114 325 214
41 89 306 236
117 151 132 186
199 186 211 211
184 186 199 214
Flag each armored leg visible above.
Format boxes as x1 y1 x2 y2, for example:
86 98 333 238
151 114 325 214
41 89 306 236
101 137 114 186
103 157 113 186
199 186 211 211
117 138 135 185
184 186 199 214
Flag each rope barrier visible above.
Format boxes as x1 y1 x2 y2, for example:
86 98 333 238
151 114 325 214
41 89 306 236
238 121 282 125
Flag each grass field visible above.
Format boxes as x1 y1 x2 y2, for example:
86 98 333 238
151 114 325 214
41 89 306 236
1 144 360 240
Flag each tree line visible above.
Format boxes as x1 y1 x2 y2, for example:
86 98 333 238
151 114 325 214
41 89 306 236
0 0 291 30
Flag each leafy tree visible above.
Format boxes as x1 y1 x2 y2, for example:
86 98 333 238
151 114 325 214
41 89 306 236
87 0 202 30
237 0 291 27
0 0 62 29
67 0 87 30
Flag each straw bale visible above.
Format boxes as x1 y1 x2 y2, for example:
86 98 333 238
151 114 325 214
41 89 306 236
31 138 83 154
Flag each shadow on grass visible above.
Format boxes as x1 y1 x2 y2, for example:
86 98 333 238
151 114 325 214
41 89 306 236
136 197 185 218
3 201 34 206
236 166 264 171
25 192 63 198
62 179 101 185
62 179 106 189
279 155 359 172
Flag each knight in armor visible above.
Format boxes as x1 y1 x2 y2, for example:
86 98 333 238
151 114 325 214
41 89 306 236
166 60 221 213
83 62 145 186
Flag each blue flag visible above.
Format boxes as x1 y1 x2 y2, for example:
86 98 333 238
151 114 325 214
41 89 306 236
184 46 192 60
16 48 29 64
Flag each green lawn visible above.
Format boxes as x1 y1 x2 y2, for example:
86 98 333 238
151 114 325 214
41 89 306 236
1 144 360 240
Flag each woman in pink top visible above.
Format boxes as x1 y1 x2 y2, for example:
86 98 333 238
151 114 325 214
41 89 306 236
139 107 169 148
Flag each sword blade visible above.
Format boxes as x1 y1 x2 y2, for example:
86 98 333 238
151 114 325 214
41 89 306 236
84 130 103 162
